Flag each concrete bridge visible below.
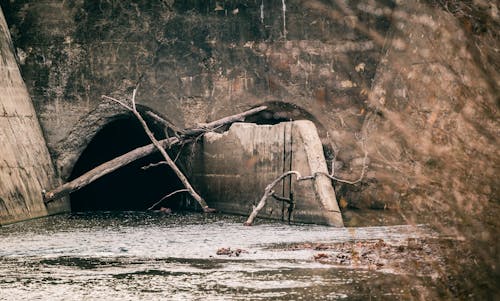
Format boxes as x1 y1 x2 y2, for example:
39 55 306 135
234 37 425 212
2 0 386 224
1 1 490 226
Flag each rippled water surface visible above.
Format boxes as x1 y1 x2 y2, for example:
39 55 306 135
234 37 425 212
0 212 436 300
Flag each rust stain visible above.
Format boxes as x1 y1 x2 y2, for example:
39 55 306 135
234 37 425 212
314 87 327 106
245 156 258 169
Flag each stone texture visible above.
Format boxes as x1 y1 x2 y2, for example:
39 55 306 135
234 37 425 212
0 7 69 225
190 121 343 226
0 0 391 185
0 0 497 230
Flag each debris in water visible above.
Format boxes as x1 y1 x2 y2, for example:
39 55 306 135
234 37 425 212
216 247 248 257
159 207 172 214
281 238 444 276
313 253 329 260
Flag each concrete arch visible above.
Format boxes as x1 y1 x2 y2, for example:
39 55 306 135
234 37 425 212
66 112 185 212
53 102 173 180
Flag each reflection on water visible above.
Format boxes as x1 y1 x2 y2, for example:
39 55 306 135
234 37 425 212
0 212 439 300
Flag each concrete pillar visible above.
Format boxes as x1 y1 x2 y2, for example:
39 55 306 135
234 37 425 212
0 7 69 225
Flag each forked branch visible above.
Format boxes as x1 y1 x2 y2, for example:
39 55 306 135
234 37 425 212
244 140 368 225
103 89 214 212
244 171 304 226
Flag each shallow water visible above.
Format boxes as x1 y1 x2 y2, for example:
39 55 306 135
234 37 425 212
0 212 437 300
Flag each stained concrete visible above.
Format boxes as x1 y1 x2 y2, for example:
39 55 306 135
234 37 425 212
0 0 392 220
0 7 69 225
190 121 343 226
1 0 391 186
1 1 497 228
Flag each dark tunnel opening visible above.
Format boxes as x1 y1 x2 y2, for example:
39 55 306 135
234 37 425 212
68 114 186 212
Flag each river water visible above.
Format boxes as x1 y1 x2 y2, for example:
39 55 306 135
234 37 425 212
0 212 439 300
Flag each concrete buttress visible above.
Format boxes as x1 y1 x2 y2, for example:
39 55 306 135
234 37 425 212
0 7 69 225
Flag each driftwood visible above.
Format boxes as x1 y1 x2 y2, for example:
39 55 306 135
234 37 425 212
43 103 267 204
244 171 305 226
43 136 181 203
181 106 267 136
104 89 212 212
243 139 368 225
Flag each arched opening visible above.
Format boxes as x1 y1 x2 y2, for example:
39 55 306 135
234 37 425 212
68 113 185 212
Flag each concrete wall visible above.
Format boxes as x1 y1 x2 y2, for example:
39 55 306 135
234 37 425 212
1 1 497 227
0 0 392 186
190 121 343 226
0 7 69 225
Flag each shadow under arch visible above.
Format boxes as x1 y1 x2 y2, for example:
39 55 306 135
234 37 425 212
68 107 185 212
244 101 335 169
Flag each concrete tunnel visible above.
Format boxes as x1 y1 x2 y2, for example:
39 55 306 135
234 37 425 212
66 104 343 226
68 114 185 212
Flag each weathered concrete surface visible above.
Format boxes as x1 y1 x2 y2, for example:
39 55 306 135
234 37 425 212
0 7 69 225
190 121 343 226
0 0 498 232
0 0 392 185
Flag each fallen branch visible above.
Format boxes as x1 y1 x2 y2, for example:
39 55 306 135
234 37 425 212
105 89 214 212
244 139 368 225
43 102 267 204
43 136 182 203
182 106 267 136
244 171 304 226
147 189 189 210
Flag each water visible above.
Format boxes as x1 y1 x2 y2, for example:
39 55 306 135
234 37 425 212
0 212 438 300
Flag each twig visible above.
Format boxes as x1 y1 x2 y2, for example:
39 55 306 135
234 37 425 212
131 88 137 111
141 161 168 170
147 189 189 210
102 95 132 111
173 143 185 163
326 139 368 185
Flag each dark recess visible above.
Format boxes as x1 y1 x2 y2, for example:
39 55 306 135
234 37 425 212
69 115 184 212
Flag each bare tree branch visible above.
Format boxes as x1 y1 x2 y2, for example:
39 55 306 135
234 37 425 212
147 189 189 210
43 136 182 203
112 88 213 212
244 171 304 226
244 140 368 225
182 106 267 136
102 95 132 111
326 139 368 185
